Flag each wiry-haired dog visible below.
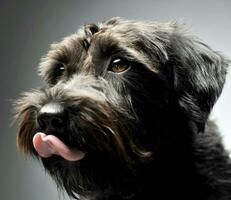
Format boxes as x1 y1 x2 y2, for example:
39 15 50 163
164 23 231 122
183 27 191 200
14 18 231 200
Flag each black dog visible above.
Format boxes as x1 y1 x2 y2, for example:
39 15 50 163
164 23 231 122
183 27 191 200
14 18 231 200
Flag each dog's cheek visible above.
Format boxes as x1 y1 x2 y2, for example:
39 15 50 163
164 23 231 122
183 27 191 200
16 109 38 157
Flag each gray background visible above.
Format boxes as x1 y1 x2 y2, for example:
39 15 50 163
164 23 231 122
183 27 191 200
0 0 230 199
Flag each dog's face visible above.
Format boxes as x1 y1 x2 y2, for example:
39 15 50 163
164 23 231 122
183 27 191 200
14 18 228 199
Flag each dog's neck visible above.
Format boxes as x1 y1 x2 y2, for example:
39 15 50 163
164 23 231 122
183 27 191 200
98 118 231 200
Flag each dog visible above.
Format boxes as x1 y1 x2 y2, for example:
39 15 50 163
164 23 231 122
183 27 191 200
14 17 231 200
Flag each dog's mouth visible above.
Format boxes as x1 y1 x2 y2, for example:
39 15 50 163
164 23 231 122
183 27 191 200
33 132 85 161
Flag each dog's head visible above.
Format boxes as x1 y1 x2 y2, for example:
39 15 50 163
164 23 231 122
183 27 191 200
14 18 228 199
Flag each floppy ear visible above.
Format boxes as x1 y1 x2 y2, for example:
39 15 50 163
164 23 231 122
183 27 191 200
169 32 229 130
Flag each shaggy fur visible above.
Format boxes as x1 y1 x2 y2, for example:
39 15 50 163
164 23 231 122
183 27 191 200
14 18 231 200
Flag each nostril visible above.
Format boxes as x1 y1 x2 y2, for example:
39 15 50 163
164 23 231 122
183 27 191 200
51 117 63 129
37 118 47 132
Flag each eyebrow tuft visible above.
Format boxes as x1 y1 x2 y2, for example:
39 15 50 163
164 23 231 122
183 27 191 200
84 24 99 37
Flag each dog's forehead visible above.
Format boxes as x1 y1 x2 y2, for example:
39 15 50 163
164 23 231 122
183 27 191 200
39 18 174 78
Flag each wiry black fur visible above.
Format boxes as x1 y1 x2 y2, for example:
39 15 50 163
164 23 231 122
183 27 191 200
14 18 231 200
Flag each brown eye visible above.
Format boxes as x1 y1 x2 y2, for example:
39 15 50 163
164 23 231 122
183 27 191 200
109 58 130 73
54 63 65 78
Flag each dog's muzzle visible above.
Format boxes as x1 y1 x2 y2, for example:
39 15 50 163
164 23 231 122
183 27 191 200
33 102 86 161
16 74 130 162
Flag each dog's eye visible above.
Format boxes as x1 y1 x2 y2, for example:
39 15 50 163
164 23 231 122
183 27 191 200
54 63 65 78
109 58 130 74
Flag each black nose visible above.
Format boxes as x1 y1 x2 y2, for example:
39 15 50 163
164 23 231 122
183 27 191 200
37 112 66 132
37 105 66 132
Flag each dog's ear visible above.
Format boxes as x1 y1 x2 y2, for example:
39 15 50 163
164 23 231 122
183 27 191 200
168 31 229 130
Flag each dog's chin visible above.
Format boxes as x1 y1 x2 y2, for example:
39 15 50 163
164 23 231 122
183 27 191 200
40 147 127 198
37 129 136 198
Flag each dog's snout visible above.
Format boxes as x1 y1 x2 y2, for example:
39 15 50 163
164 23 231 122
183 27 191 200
38 103 66 132
37 113 65 132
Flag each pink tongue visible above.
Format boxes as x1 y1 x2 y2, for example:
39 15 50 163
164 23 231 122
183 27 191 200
33 132 85 161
